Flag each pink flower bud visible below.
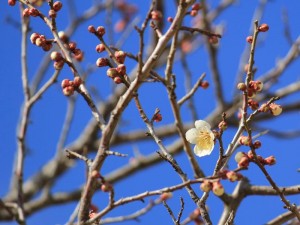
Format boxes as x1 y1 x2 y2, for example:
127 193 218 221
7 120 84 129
116 64 126 76
237 83 247 91
61 79 71 88
253 140 262 149
29 8 39 17
8 0 16 6
239 136 251 146
160 192 173 201
88 25 96 33
151 10 162 21
53 1 62 12
58 31 68 43
30 33 40 45
200 81 209 89
96 26 106 37
50 51 63 61
68 42 77 51
192 3 201 11
53 60 64 70
258 23 269 32
226 171 238 182
106 68 118 78
238 156 250 168
42 43 52 51
96 44 106 53
269 103 282 116
246 36 253 43
200 180 212 192
113 76 122 84
235 152 246 163
114 51 126 64
212 181 224 196
23 8 30 17
265 155 276 165
96 58 109 67
153 113 162 122
63 86 74 96
248 99 259 110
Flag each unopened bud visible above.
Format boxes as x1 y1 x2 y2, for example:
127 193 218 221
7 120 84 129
212 181 224 196
200 180 212 192
258 23 269 32
160 192 173 201
239 136 251 146
218 121 227 131
96 58 109 67
114 51 126 64
96 26 106 36
106 68 118 78
246 36 253 44
237 83 247 91
238 156 250 168
265 155 276 165
226 171 238 182
96 44 106 53
269 103 282 116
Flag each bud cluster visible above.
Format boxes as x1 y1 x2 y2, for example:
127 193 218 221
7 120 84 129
61 77 82 96
96 49 128 84
151 10 162 21
22 7 40 17
218 169 243 182
88 25 106 38
235 151 276 168
50 51 65 70
57 31 84 62
200 180 225 196
30 32 53 51
259 103 282 116
190 3 202 17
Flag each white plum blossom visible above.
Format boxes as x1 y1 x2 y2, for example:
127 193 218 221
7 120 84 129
185 120 215 157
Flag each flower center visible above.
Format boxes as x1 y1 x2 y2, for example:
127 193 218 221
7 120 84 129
197 131 212 149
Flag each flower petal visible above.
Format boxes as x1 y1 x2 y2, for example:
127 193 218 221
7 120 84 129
194 144 214 157
185 128 200 144
195 120 211 130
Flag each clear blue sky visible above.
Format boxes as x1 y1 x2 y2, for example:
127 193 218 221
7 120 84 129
1 1 300 225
